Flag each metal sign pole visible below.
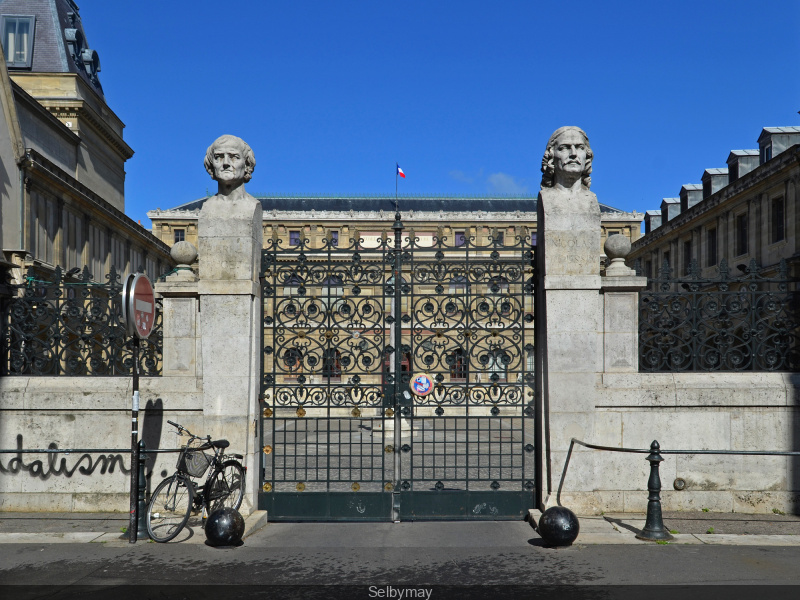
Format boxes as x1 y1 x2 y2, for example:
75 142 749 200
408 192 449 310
128 336 140 544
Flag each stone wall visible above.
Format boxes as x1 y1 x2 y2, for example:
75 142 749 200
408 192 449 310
0 376 203 511
552 372 800 514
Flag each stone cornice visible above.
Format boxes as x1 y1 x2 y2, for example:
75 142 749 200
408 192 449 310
147 208 643 223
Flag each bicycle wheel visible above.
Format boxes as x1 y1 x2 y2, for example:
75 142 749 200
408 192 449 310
146 474 193 542
204 460 245 513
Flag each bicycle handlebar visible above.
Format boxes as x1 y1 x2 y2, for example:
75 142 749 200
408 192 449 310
167 420 212 443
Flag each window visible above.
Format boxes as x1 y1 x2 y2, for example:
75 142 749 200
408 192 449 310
448 348 467 381
322 349 342 381
728 162 738 182
771 197 785 243
449 275 469 294
174 229 185 243
706 228 717 267
289 230 300 246
607 230 620 236
702 179 711 199
283 348 303 375
485 350 508 383
735 213 748 256
531 233 537 247
661 251 670 275
645 260 652 280
455 231 466 247
330 230 339 247
682 240 692 275
494 231 504 244
761 144 772 164
2 16 35 68
322 275 343 307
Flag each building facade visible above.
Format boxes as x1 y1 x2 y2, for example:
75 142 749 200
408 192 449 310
0 0 170 284
630 127 800 280
148 195 643 268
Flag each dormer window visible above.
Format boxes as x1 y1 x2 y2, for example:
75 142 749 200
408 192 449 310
2 15 35 68
761 143 772 164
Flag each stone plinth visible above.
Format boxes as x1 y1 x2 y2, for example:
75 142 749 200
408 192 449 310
536 187 602 508
198 197 262 283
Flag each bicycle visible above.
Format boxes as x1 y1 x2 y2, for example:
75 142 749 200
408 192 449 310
146 420 246 542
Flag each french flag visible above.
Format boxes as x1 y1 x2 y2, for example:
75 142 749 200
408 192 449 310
396 163 405 178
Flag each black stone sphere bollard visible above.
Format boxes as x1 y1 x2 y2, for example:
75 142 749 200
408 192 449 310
205 508 245 547
537 506 580 546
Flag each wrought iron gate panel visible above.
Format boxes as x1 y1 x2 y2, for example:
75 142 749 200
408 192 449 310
259 232 394 519
259 221 537 520
397 228 536 519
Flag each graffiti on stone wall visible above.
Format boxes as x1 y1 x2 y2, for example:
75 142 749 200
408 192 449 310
0 435 130 480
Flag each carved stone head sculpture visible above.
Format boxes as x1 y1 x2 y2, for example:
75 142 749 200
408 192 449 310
540 126 593 190
204 134 256 188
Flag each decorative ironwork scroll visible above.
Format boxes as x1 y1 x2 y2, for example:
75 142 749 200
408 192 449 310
2 266 162 376
639 258 799 372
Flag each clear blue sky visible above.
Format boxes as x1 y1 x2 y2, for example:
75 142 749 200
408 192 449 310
78 0 800 228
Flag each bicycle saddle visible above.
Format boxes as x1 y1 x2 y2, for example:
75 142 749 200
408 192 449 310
211 439 230 449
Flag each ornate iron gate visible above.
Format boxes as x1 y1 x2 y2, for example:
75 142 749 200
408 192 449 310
259 215 537 520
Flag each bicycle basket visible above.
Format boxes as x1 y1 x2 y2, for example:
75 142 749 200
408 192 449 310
177 448 212 478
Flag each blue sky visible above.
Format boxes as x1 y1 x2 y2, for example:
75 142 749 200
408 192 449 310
78 1 800 227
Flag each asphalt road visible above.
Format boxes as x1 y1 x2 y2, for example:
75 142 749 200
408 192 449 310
2 521 800 599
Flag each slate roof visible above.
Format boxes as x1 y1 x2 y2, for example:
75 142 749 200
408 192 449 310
761 127 800 134
0 0 103 95
165 194 628 214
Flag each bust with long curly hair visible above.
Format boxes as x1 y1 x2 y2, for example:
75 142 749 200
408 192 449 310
540 126 593 190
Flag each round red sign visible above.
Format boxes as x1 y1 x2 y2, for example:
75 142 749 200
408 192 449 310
410 373 434 397
124 274 155 339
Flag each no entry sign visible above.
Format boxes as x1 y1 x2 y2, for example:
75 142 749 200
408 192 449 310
122 273 155 339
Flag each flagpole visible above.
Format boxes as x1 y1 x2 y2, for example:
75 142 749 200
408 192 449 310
395 164 398 215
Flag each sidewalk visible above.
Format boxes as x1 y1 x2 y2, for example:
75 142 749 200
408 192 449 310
1 510 800 546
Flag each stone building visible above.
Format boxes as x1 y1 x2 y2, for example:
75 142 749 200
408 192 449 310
148 195 643 264
629 127 800 279
0 0 170 283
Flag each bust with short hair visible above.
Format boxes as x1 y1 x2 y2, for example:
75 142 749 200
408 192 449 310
204 134 257 203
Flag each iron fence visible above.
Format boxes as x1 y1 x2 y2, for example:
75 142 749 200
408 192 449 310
636 258 799 372
1 265 162 376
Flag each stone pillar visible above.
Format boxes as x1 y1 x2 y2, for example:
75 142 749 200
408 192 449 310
197 196 263 512
155 242 201 378
601 235 647 373
536 186 602 510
